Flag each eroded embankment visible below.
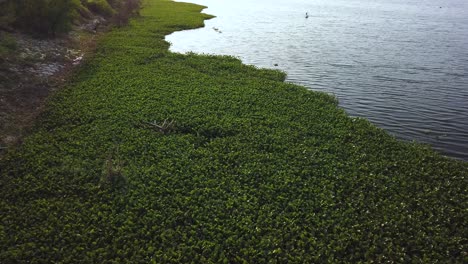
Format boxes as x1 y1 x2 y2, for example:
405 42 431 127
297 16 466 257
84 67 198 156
0 0 466 262
0 15 109 154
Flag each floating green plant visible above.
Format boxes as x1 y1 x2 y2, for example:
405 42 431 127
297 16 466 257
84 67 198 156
0 0 466 263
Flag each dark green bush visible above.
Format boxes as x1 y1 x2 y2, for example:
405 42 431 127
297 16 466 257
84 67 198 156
1 0 141 36
100 154 127 190
113 0 142 27
0 32 17 50
0 0 16 30
105 0 122 9
14 0 80 36
82 0 115 18
0 32 17 58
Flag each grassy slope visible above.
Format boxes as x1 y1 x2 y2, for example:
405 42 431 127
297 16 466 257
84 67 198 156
0 0 466 262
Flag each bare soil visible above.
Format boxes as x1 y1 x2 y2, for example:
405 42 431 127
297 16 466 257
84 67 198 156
0 20 106 156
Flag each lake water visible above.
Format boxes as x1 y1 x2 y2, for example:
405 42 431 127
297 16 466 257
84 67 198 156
166 0 468 160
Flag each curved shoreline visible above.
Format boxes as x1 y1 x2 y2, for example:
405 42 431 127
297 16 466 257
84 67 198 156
166 0 468 161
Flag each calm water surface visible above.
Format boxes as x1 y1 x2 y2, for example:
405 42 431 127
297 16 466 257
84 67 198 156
167 0 468 160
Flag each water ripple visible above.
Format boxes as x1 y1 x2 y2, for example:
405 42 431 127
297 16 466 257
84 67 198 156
167 0 468 160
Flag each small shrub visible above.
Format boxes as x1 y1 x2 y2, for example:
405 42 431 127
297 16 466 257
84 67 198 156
100 152 127 190
76 4 93 20
0 32 17 50
83 0 115 18
0 32 17 58
14 0 81 36
0 0 16 29
113 0 142 27
105 0 121 9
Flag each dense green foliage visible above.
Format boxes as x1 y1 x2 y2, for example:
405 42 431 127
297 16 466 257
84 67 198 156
0 0 467 262
83 0 115 18
7 0 81 35
0 32 17 57
0 0 16 29
0 0 141 35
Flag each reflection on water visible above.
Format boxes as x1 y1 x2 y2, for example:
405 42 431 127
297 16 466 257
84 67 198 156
167 0 468 160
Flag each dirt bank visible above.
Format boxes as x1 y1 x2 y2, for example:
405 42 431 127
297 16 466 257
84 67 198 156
0 19 106 156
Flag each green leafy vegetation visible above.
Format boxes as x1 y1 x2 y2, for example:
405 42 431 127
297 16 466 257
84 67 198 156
0 0 142 36
83 0 115 18
0 32 17 57
9 0 81 35
0 0 466 262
